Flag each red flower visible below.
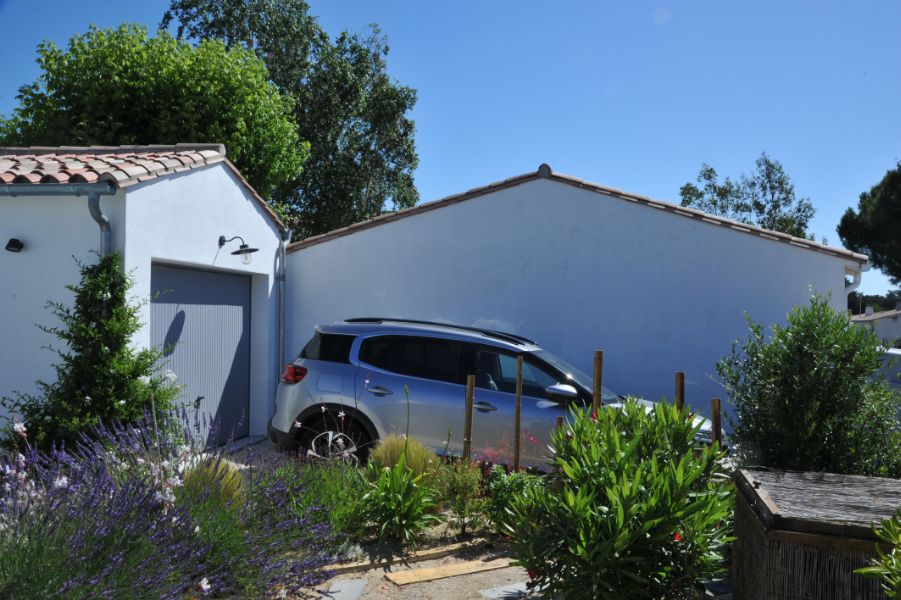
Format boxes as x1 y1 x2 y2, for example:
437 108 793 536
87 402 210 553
673 531 683 542
527 568 538 580
527 434 537 445
590 411 597 421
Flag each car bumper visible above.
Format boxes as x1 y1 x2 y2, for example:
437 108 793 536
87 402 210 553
268 419 295 451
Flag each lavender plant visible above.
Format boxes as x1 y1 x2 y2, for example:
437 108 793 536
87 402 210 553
0 410 334 599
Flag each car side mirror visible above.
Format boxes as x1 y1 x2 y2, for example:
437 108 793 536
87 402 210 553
545 383 578 403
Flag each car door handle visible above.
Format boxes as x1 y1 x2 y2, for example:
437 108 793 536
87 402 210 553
474 401 497 413
368 385 393 396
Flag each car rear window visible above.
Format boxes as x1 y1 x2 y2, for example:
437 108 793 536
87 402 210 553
300 332 354 364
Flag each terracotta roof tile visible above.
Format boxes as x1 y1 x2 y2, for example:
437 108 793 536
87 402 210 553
0 143 285 231
0 144 226 189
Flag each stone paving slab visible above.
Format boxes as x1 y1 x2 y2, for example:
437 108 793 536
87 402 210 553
324 578 367 600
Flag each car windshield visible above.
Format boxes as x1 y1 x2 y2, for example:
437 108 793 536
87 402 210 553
533 350 620 402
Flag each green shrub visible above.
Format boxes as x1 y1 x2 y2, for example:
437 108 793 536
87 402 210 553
182 458 245 510
363 454 441 546
719 294 901 477
263 461 369 542
507 401 733 599
369 434 437 480
485 465 544 534
2 253 177 450
435 459 486 535
856 510 901 598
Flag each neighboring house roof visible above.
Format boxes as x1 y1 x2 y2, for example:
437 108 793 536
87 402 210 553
852 309 901 323
0 144 284 230
286 163 868 266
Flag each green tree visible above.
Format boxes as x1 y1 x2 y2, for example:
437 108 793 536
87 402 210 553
0 24 304 200
680 153 815 238
838 162 901 285
718 295 901 477
162 0 419 238
2 253 178 450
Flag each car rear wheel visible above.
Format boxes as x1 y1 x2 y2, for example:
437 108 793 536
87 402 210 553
295 416 373 465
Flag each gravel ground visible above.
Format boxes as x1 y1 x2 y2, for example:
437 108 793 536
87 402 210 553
328 556 530 600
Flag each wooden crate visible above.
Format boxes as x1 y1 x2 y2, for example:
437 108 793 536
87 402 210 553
733 468 901 600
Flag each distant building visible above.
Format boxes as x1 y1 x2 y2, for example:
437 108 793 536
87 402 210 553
852 305 901 347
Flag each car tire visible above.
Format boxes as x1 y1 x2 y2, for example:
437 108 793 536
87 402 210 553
296 415 373 464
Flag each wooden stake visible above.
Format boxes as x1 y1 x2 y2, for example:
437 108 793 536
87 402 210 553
710 397 722 447
556 415 564 431
592 350 604 415
463 374 475 460
675 371 685 411
513 355 523 471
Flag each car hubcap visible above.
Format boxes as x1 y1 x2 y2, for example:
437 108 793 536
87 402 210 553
306 430 359 465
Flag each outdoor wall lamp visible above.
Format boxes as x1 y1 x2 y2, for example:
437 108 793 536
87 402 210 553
4 238 24 253
218 235 258 264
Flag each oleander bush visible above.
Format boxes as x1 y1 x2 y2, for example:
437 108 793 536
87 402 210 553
506 401 733 600
719 294 901 477
434 458 485 536
485 465 544 534
856 510 901 598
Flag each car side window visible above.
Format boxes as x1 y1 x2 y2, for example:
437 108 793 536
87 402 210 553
359 336 459 384
462 345 563 397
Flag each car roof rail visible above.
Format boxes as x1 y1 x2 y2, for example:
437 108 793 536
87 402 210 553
344 317 535 346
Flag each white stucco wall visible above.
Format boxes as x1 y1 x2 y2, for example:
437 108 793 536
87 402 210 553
286 178 862 420
0 191 126 419
0 164 282 435
124 164 282 436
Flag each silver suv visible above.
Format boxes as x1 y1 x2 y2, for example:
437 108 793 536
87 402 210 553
268 319 708 464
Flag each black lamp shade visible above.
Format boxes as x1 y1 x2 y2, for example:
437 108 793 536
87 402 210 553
4 238 23 253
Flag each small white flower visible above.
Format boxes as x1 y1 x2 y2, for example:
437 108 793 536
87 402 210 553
199 577 211 592
167 476 183 489
335 437 345 450
117 399 125 406
138 375 151 386
154 489 176 504
401 434 407 440
171 516 180 525
52 476 69 489
320 405 326 413
84 396 91 402
337 410 346 419
294 420 303 428
12 422 26 437
194 525 200 534
164 370 178 384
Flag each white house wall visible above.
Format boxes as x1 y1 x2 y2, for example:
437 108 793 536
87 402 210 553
286 178 859 419
0 191 126 421
123 164 282 437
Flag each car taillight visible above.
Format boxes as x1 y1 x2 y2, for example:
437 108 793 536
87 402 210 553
281 364 307 384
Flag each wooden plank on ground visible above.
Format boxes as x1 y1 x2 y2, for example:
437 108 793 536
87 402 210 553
385 558 514 586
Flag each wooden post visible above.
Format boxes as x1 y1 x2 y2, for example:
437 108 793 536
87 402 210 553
556 415 564 431
675 371 685 411
710 397 722 447
592 350 604 415
463 374 475 460
513 355 523 471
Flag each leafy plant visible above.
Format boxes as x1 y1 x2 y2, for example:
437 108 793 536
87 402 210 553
369 434 437 481
506 401 733 599
363 453 441 546
719 294 901 477
2 253 177 450
856 510 901 598
485 465 544 534
435 459 486 536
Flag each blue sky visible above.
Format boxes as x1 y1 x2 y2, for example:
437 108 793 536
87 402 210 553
1 1 898 294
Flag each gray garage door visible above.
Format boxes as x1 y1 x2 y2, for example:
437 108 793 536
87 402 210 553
151 264 251 445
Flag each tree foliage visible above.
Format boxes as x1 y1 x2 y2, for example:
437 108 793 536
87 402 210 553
718 295 901 477
680 153 815 238
838 162 901 285
0 24 305 200
848 289 901 314
162 0 419 238
2 253 178 450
